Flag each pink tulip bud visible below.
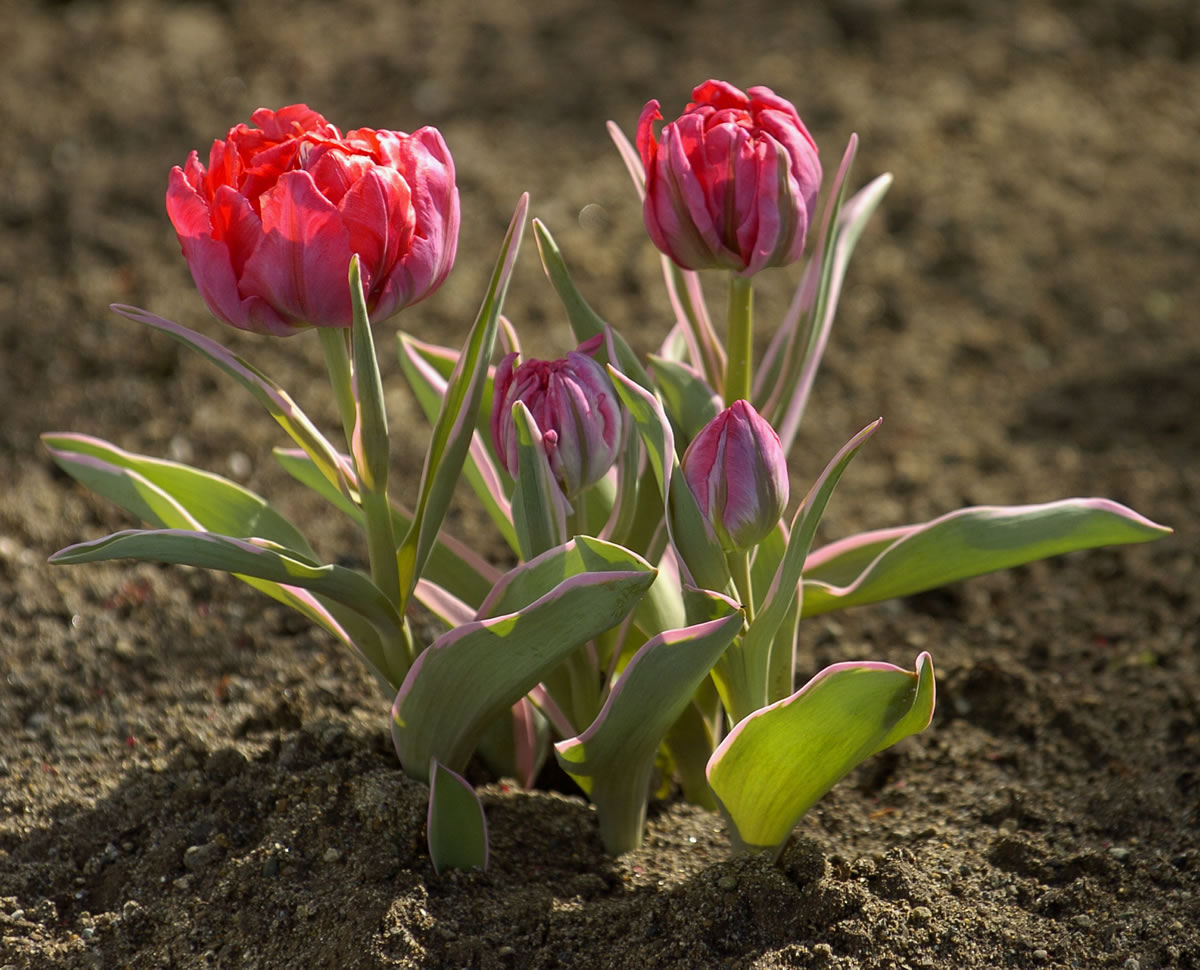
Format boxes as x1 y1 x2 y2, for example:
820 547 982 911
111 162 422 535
636 80 822 277
490 337 624 499
681 400 789 552
166 105 459 335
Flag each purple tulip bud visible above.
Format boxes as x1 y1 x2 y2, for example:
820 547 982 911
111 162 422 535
490 337 624 499
636 80 822 277
681 400 789 552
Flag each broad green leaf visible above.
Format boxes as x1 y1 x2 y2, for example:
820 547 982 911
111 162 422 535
51 529 405 668
391 560 657 781
109 304 351 496
801 498 1172 616
609 369 729 594
648 355 721 447
556 590 743 854
717 420 879 722
272 447 500 611
510 401 567 561
398 194 528 599
476 535 651 620
43 433 317 558
43 436 393 684
708 652 935 857
427 759 489 874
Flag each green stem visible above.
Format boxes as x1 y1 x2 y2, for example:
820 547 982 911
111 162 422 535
318 327 356 449
724 275 755 405
318 322 412 677
727 550 755 624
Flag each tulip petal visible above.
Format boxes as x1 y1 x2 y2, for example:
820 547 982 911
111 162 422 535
241 170 354 327
338 165 415 319
165 168 293 335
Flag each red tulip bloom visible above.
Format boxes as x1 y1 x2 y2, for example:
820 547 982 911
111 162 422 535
637 80 821 277
167 105 459 335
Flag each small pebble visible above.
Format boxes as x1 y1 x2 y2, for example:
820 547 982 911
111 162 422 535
1032 949 1048 962
1109 847 1131 862
717 875 738 891
909 906 932 925
1124 960 1140 970
322 848 341 863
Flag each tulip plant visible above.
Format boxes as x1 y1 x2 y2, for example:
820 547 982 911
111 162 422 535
46 84 1169 872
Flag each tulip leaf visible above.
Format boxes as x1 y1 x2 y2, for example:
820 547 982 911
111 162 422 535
398 194 529 600
108 304 353 497
510 400 568 560
608 369 729 594
777 172 892 455
427 759 489 874
555 590 743 854
707 652 935 857
476 535 652 620
272 447 500 610
50 529 406 676
800 498 1173 617
648 355 721 448
396 333 518 554
391 557 657 781
755 134 858 418
42 434 395 683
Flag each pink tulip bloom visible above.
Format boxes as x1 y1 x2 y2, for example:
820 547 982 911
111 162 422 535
166 105 459 335
637 80 821 277
491 338 624 499
682 400 789 552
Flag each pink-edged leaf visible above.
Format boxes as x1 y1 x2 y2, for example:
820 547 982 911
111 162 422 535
109 304 353 496
273 447 501 610
390 557 656 781
755 134 859 413
801 498 1173 617
555 589 743 854
427 759 489 874
509 400 569 561
708 652 935 857
397 194 529 596
774 173 892 454
397 332 517 553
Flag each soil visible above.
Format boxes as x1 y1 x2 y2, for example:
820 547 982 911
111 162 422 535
2 0 1198 967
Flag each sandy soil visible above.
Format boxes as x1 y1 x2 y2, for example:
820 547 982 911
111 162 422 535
1 0 1198 967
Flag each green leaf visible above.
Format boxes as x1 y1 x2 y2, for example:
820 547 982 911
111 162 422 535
555 590 743 854
43 433 317 557
273 447 500 611
398 194 529 599
427 759 489 874
647 355 721 448
707 652 935 857
391 554 657 782
51 529 405 671
108 305 352 497
510 401 568 560
801 498 1173 617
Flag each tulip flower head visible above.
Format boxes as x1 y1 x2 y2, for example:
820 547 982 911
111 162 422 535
637 80 822 277
681 400 789 553
491 337 624 500
167 104 459 335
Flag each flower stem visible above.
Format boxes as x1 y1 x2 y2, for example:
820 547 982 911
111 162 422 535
727 550 755 624
724 275 755 405
318 327 356 449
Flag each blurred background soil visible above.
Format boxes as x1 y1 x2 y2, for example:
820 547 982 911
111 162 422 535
1 0 1198 967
